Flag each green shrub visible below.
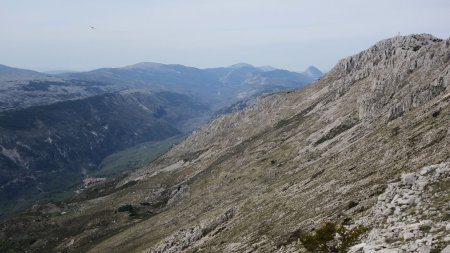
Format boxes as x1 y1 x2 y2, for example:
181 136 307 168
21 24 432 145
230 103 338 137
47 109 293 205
117 204 136 216
300 222 367 253
337 225 368 252
117 204 134 212
300 222 337 252
347 201 358 209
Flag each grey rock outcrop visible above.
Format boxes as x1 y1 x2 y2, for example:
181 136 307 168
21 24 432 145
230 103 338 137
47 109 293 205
331 34 449 122
351 163 450 252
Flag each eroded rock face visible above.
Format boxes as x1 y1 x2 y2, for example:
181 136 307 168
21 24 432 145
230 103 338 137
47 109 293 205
352 163 450 252
144 208 236 253
330 34 450 122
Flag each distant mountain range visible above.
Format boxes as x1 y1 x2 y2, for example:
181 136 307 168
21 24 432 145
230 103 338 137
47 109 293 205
0 62 322 215
0 64 49 79
0 63 321 111
61 62 321 109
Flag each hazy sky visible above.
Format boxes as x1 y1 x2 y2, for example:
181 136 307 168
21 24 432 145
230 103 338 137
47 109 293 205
1 0 449 72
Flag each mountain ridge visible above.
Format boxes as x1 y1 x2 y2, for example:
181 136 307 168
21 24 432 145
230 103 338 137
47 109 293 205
0 62 321 111
62 62 321 110
0 64 49 77
1 34 448 252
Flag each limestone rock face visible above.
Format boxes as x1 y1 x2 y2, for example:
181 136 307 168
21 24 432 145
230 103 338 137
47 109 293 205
351 163 450 252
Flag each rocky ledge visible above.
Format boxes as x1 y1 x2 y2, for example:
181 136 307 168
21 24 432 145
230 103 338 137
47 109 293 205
352 162 450 253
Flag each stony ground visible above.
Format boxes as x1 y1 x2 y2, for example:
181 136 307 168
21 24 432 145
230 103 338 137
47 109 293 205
350 162 450 252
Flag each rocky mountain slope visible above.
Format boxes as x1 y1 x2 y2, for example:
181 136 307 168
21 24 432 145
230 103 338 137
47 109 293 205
350 162 450 252
1 34 449 253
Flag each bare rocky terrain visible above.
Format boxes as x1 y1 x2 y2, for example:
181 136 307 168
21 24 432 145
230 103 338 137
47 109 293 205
1 34 449 253
350 162 450 252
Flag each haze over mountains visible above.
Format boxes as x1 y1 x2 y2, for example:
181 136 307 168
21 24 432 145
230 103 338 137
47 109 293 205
0 63 320 111
0 34 448 253
61 62 320 110
0 62 321 215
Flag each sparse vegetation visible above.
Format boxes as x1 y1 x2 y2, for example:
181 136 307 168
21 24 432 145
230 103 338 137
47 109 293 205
419 224 432 233
314 118 358 145
117 204 134 212
384 235 403 244
300 222 368 253
441 212 450 221
0 239 36 253
347 201 359 209
96 136 186 177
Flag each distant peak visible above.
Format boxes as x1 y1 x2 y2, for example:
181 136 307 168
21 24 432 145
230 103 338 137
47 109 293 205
332 34 443 75
228 63 255 69
124 62 165 69
370 34 442 53
305 66 321 73
303 66 323 79
258 66 277 72
0 63 44 76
